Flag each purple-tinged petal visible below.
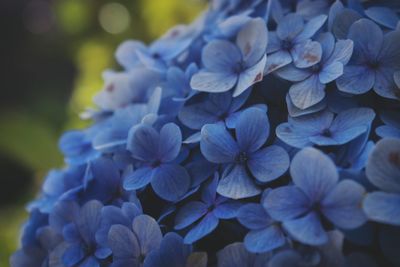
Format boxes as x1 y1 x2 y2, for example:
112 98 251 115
214 200 242 219
319 62 343 84
330 107 375 134
374 68 399 100
62 243 85 267
77 200 103 245
263 185 310 221
200 124 239 164
290 147 338 202
336 65 375 94
286 93 326 118
248 145 289 183
217 164 261 199
267 32 281 53
151 164 191 202
326 39 354 66
348 19 383 61
184 213 219 244
332 9 362 40
108 225 140 260
127 125 159 162
322 180 367 229
283 212 328 245
363 192 400 226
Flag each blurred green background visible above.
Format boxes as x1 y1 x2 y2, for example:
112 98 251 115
0 0 205 265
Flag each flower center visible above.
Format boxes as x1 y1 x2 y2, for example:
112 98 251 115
281 39 293 51
366 60 380 70
232 62 245 74
322 129 332 137
235 152 248 164
311 63 323 74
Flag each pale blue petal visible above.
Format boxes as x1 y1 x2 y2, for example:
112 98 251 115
108 225 140 260
330 108 375 135
275 64 311 82
233 54 266 97
319 62 343 84
237 203 272 230
337 65 375 94
289 75 326 109
123 167 153 191
217 164 261 199
127 125 159 162
277 14 304 41
295 14 327 42
190 71 237 93
292 40 322 68
132 215 162 255
264 50 292 74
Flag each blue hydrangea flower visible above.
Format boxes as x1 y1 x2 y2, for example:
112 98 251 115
145 232 207 267
363 138 400 226
59 129 99 165
49 200 105 267
217 242 270 267
191 18 267 97
276 108 375 148
276 32 353 109
174 175 241 244
123 123 191 202
337 19 400 100
201 107 289 199
376 110 400 138
108 214 163 267
237 202 285 253
264 147 367 245
265 13 327 73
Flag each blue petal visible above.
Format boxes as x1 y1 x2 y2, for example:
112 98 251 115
295 14 327 42
237 203 272 230
49 201 79 233
319 62 343 84
213 200 242 219
275 64 311 82
330 107 375 135
201 175 218 205
264 50 292 74
77 200 103 245
217 243 256 267
96 205 132 245
62 243 85 267
374 68 399 100
132 215 162 255
337 65 375 94
123 166 153 191
286 93 326 118
108 225 140 260
283 212 328 245
151 164 191 202
178 103 220 130
184 213 219 244
290 147 338 202
174 201 208 230
332 8 361 39
190 71 238 94
363 192 400 226
289 75 326 109
321 180 367 229
276 14 304 41
127 124 159 162
236 107 269 153
81 257 100 267
115 40 146 69
158 123 182 162
201 40 241 72
365 7 399 29
248 145 289 183
244 225 285 253
292 40 322 68
200 124 239 164
233 54 266 97
263 185 310 221
236 18 268 67
217 164 261 199
326 39 354 66
348 19 383 61
366 138 400 192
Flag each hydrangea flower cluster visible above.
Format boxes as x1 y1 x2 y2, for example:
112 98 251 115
11 0 400 266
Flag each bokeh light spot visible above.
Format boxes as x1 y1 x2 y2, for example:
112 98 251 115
98 3 130 34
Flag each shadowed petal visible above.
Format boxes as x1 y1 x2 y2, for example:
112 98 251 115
132 215 162 255
184 213 219 244
175 202 208 230
202 40 241 72
123 167 153 191
363 192 400 226
244 226 285 253
337 65 375 94
158 123 182 162
237 203 272 230
108 225 140 260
